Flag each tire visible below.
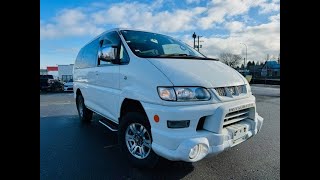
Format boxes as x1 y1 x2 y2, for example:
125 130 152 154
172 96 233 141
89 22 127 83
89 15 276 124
76 93 93 122
119 112 159 168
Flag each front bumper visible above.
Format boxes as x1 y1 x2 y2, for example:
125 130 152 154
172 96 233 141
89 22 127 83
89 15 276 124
141 95 264 162
64 86 73 91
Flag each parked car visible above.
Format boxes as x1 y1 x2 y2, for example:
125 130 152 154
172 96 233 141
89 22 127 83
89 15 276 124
40 75 54 91
64 79 73 92
73 28 264 168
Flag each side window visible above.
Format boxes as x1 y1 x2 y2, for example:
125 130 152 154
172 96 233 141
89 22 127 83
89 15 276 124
75 48 85 69
76 39 99 68
120 44 130 64
83 39 99 67
98 31 130 65
98 31 120 66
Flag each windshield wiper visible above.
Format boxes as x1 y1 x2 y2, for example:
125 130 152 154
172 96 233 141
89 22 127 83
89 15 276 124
141 53 218 60
159 53 190 57
159 54 218 60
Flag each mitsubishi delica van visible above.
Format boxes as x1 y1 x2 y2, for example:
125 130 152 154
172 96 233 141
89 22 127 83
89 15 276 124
73 28 264 168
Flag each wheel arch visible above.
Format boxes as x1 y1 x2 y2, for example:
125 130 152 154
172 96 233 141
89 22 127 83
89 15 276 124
119 98 148 124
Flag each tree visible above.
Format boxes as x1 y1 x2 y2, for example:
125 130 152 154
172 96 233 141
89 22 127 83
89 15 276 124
252 61 255 66
219 52 242 68
247 61 252 67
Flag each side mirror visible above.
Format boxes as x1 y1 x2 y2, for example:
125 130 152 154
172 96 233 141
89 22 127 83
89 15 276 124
98 44 120 64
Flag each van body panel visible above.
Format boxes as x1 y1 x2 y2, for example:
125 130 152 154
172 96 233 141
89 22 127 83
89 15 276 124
147 58 246 87
73 28 264 163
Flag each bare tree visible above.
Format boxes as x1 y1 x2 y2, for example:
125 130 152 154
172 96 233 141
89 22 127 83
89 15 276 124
219 52 242 68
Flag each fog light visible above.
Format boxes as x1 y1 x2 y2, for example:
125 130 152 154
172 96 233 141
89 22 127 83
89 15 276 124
189 144 209 161
189 144 200 159
167 120 190 128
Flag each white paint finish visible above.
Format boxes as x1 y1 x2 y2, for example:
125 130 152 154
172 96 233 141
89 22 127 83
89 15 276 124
147 58 246 87
118 57 173 110
73 28 264 163
90 65 120 121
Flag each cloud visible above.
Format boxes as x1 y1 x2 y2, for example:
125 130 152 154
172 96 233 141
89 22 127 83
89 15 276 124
41 1 205 39
259 0 280 14
184 13 280 62
40 0 279 63
197 0 268 29
185 0 202 4
41 0 279 39
91 2 206 33
225 21 245 32
40 8 105 39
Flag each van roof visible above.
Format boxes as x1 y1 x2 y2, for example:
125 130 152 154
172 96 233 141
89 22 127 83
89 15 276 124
81 28 165 49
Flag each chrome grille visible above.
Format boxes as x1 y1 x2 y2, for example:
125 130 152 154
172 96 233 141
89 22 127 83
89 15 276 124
237 85 245 94
215 85 246 97
223 109 249 126
215 87 226 96
228 86 237 95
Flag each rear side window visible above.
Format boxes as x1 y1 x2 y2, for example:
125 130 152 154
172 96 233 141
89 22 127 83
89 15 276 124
75 38 99 68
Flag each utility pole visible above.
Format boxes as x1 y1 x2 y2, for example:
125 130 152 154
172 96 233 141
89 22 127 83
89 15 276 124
192 32 197 49
240 43 247 69
197 36 203 52
197 36 200 51
192 32 203 52
243 58 245 72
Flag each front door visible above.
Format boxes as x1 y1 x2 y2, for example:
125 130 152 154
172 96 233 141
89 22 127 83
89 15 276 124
92 31 130 122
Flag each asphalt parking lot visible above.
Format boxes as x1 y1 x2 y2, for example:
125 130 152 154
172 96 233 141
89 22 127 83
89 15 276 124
40 86 280 179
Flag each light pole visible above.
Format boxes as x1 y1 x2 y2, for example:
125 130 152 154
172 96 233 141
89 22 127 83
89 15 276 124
240 43 247 69
192 32 197 49
197 36 202 51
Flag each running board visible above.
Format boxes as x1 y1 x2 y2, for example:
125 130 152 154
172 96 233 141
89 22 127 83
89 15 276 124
99 118 118 132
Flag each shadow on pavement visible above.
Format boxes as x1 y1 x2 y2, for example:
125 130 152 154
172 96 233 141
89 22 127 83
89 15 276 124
40 115 194 179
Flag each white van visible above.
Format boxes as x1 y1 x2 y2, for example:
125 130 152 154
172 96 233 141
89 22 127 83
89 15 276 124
73 28 263 168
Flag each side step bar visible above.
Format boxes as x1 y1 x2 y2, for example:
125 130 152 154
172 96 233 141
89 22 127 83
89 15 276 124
99 118 119 132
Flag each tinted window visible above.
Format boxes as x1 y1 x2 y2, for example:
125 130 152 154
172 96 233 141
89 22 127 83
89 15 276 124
75 48 86 69
83 39 99 68
98 31 130 65
121 30 205 59
76 39 99 68
120 44 130 64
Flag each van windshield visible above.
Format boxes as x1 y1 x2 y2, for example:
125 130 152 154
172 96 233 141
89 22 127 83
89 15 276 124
120 30 215 60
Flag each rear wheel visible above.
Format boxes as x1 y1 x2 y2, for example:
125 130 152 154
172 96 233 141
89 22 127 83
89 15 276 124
119 112 159 168
76 93 93 122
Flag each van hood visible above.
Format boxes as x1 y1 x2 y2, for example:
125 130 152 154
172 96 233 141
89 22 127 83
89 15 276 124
147 58 247 87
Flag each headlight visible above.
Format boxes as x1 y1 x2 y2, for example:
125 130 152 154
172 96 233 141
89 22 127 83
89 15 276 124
246 84 251 94
175 87 211 101
157 87 211 101
157 87 176 101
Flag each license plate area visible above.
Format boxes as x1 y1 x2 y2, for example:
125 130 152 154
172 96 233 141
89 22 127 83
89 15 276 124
225 124 248 144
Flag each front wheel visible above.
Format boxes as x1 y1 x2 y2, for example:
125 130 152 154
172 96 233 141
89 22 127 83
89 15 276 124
119 112 159 168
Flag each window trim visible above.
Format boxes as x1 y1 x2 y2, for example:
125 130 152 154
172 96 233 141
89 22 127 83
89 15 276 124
97 31 130 66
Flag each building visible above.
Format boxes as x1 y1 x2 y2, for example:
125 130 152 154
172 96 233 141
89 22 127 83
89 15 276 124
58 64 74 82
47 66 58 79
40 69 47 75
261 60 280 77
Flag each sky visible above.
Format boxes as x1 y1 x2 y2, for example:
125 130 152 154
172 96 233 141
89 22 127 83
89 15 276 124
40 0 280 68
